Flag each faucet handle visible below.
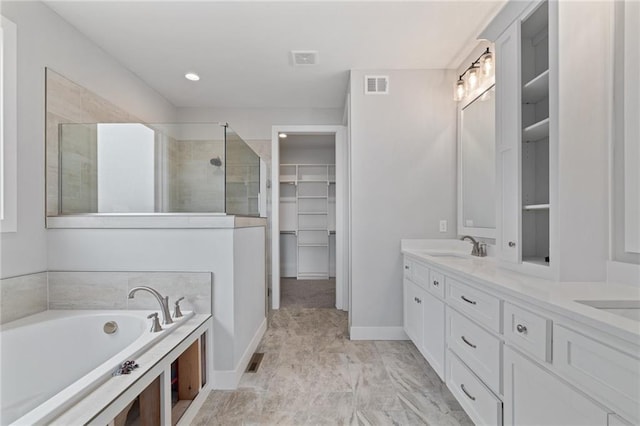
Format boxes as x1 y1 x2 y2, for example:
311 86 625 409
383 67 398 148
147 312 163 332
173 297 185 318
479 243 487 257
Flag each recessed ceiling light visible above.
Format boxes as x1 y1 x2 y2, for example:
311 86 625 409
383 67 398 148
278 133 287 138
185 72 200 81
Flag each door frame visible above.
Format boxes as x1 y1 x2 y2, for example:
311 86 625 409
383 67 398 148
271 125 349 311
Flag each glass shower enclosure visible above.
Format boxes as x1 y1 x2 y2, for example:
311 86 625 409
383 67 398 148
57 122 260 216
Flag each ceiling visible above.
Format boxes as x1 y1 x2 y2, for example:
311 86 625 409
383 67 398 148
45 1 505 110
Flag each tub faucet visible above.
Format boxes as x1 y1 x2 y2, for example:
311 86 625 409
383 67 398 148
461 235 486 257
128 286 174 325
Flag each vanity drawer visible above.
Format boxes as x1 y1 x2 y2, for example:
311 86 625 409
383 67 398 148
446 277 501 332
447 350 502 426
503 302 552 363
447 308 502 393
428 269 445 299
403 258 413 281
412 260 431 290
554 325 640 425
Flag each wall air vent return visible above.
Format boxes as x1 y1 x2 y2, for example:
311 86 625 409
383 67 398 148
364 75 389 94
291 50 319 66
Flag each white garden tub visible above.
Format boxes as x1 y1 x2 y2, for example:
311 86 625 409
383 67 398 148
0 309 193 425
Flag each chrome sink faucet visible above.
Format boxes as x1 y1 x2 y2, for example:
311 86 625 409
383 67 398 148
461 235 487 257
128 286 174 325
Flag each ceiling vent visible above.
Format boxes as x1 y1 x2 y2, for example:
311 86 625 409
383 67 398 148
291 50 319 66
364 75 389 95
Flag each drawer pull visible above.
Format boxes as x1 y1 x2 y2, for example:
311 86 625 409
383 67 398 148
416 298 422 304
461 335 476 349
405 265 410 270
460 384 476 401
433 280 439 287
461 295 477 305
516 324 528 334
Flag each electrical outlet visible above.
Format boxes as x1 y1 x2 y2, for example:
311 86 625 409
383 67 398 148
439 220 447 233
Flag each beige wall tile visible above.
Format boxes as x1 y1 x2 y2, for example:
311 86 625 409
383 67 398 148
126 272 212 315
0 273 48 324
48 271 129 309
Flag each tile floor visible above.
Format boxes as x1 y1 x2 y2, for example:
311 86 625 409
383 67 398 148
280 279 336 309
192 307 472 425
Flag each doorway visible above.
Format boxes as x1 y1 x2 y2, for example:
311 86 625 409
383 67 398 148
271 125 348 312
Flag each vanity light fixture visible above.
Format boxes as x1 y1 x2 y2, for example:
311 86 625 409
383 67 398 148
453 47 494 101
480 49 493 76
185 72 200 81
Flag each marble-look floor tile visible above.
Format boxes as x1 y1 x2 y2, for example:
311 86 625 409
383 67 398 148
191 307 473 425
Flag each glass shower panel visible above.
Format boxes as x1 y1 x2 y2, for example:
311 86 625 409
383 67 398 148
225 127 260 216
58 122 230 214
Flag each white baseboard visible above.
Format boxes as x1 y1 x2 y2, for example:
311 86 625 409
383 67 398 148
210 317 267 389
349 326 408 340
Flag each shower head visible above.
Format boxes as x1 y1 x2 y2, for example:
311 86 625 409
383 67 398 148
210 156 222 167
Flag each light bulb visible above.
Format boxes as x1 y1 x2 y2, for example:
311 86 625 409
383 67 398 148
454 78 466 101
467 67 479 90
481 51 493 76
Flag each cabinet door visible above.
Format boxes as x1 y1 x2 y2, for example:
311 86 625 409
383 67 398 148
421 290 445 381
403 279 424 349
495 20 522 263
504 346 609 426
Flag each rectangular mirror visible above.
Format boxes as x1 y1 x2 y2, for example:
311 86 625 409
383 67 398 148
458 85 496 239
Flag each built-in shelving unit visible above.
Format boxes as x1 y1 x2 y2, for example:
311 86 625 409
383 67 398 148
279 164 336 279
520 1 550 267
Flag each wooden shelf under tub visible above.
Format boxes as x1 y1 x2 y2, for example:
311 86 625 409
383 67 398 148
108 331 208 426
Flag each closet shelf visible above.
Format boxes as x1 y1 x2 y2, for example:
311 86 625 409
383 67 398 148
280 180 296 185
297 179 329 183
522 69 549 104
298 196 327 199
523 118 549 142
298 243 329 247
523 203 550 211
298 212 328 215
280 230 297 235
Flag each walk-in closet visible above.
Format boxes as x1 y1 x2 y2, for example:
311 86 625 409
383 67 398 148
278 134 336 307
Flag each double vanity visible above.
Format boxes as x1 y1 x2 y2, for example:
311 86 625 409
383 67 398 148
401 239 639 426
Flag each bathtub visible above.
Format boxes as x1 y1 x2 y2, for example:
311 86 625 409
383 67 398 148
0 309 193 425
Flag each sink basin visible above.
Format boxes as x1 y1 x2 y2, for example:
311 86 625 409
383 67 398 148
418 250 471 259
575 300 640 321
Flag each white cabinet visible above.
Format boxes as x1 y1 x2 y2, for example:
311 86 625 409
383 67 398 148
421 289 445 381
492 0 552 270
485 0 613 280
402 258 445 380
403 278 425 348
504 346 609 426
553 325 640 424
447 351 503 426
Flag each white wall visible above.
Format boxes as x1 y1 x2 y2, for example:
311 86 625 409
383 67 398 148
0 1 176 278
349 69 457 337
47 227 244 372
177 107 343 141
280 137 336 164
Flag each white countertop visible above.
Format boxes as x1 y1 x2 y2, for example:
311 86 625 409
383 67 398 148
401 239 640 345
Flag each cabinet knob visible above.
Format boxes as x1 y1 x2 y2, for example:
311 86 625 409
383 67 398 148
508 241 516 247
433 280 439 287
516 324 527 334
405 265 410 270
